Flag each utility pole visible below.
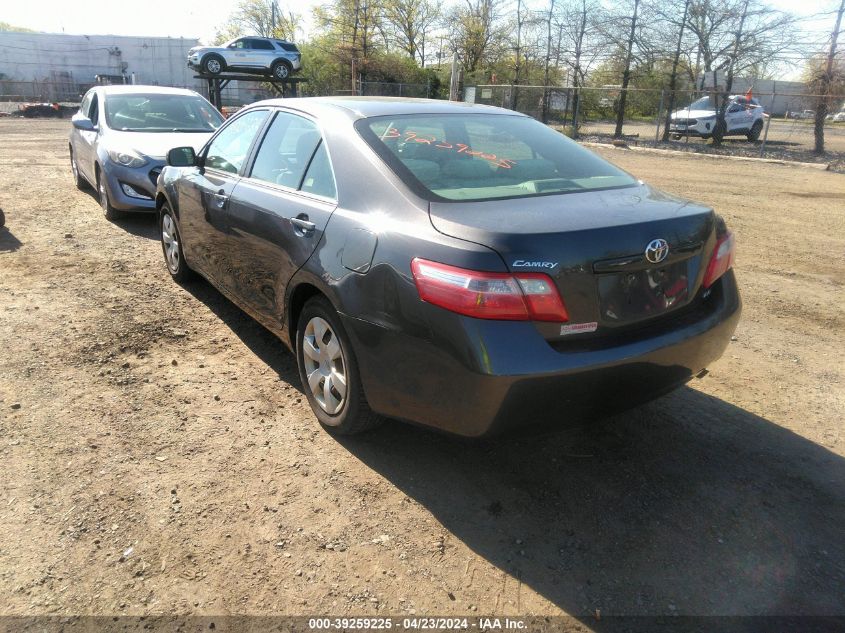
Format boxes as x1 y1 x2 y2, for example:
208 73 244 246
814 0 845 154
541 0 556 123
271 1 277 32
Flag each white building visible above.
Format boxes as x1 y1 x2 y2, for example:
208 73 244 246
0 31 203 101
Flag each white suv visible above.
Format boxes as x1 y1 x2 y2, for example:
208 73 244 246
670 95 764 141
187 37 302 80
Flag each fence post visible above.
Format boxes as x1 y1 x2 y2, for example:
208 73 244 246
572 88 580 140
760 88 776 157
655 89 665 142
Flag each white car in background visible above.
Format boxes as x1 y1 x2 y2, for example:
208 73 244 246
670 95 764 141
187 37 302 80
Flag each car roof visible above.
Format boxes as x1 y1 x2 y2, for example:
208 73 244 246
243 96 525 120
95 85 201 97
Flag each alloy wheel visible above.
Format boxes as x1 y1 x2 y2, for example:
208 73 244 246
302 316 347 416
161 213 181 273
206 59 221 74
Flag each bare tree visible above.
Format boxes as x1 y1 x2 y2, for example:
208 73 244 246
614 0 640 138
383 0 443 65
812 0 845 154
214 0 300 43
448 0 508 73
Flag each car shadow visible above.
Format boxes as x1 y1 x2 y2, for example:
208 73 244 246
177 277 845 622
82 188 159 240
0 226 22 252
335 389 845 622
179 277 301 383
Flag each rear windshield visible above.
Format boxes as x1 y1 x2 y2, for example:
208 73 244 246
104 94 224 132
357 113 636 202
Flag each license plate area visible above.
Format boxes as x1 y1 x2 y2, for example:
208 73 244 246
597 261 690 324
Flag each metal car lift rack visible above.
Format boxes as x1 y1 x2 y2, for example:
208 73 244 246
195 73 307 110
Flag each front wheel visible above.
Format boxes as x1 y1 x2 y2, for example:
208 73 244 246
202 55 224 75
97 169 123 221
296 296 382 435
160 206 195 283
70 148 87 190
747 120 763 142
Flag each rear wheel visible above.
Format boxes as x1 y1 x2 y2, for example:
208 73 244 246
296 296 382 435
96 168 123 221
202 55 224 75
160 205 195 282
747 119 763 142
271 60 292 80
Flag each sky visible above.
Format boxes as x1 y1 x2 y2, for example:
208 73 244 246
0 0 840 46
0 0 321 43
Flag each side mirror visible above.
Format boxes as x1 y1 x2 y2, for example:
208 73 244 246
72 115 96 132
167 146 197 167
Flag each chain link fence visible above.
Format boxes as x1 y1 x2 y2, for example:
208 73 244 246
469 84 845 159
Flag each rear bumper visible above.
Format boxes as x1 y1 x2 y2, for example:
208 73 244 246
342 272 741 437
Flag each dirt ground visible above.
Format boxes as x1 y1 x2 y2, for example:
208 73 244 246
1 119 844 625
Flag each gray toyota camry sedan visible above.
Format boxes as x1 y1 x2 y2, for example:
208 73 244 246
69 85 223 220
155 97 741 437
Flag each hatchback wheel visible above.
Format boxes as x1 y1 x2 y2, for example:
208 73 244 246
160 207 194 282
97 170 123 221
296 296 382 435
70 149 87 190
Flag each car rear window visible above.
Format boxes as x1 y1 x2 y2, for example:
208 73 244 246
357 113 636 202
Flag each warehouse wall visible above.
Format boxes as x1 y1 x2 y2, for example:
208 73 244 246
0 31 203 93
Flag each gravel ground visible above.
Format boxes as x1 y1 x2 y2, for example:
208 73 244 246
1 120 844 626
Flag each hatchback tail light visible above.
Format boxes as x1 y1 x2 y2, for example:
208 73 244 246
702 232 735 288
410 258 569 322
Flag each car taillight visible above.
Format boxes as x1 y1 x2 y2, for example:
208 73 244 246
410 258 569 322
702 232 735 288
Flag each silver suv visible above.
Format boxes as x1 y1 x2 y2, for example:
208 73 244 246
187 37 302 80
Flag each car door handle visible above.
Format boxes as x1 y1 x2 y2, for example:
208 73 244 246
212 189 228 209
290 214 316 234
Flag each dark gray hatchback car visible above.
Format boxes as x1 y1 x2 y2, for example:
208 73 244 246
155 97 741 437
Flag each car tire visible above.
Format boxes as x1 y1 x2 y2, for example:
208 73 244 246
271 60 292 80
160 205 195 283
747 120 763 142
202 55 225 75
96 168 124 221
70 148 88 190
296 296 382 436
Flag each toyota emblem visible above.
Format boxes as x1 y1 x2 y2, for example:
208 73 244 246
645 238 669 264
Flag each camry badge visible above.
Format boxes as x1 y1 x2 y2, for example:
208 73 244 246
644 238 669 264
512 260 558 269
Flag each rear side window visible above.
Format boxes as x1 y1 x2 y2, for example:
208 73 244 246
277 42 299 52
301 142 336 199
357 114 636 202
250 111 322 190
205 109 269 174
252 39 275 50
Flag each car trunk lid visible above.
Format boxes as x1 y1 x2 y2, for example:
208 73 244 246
428 184 716 340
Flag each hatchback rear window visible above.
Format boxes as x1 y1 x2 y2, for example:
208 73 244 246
357 114 636 202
